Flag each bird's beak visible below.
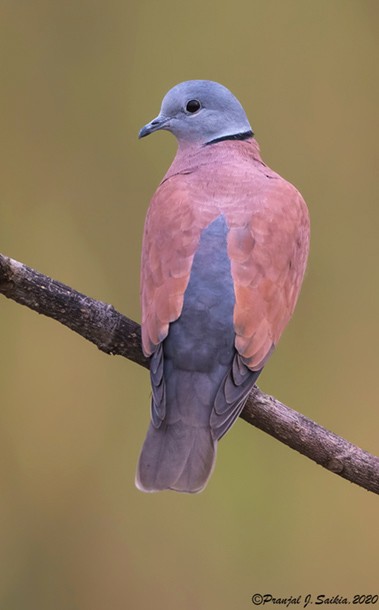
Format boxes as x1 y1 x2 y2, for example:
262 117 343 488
138 114 169 139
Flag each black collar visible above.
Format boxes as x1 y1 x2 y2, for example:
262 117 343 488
205 130 254 146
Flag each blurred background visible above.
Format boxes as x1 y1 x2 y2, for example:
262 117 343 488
0 1 378 608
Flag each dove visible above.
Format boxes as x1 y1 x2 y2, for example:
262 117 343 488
136 80 310 493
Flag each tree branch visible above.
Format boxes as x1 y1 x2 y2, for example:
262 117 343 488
1 252 378 495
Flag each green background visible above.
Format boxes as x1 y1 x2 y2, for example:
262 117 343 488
1 1 378 609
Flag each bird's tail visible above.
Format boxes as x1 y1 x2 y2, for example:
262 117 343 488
135 421 216 493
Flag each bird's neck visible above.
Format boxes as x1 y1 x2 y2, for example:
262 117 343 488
165 137 264 179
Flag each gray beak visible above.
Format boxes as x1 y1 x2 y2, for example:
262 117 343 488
138 115 169 139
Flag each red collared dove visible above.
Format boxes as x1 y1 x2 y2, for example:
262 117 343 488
136 80 310 493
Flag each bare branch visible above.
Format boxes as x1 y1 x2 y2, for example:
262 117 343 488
1 252 378 495
0 253 149 368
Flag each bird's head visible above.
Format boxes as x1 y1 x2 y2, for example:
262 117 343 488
139 80 253 146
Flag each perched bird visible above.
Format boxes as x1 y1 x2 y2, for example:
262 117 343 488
136 80 310 493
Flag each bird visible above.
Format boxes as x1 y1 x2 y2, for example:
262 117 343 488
136 80 310 493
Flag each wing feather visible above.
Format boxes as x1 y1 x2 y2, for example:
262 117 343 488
227 181 310 371
141 176 216 356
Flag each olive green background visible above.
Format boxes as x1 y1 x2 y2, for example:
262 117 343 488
1 2 378 609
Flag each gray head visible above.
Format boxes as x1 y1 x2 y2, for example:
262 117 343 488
139 80 253 146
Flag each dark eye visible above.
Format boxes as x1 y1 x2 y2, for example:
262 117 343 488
185 99 201 113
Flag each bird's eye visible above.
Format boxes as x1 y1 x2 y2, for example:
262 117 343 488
185 99 201 114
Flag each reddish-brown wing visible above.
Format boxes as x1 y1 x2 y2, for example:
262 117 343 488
226 178 310 370
140 175 217 356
